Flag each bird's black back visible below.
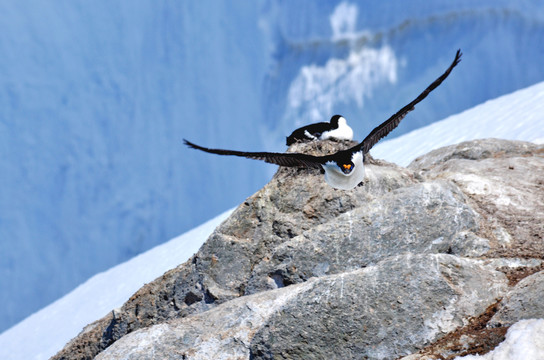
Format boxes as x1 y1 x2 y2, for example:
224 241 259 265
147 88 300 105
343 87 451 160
286 122 331 145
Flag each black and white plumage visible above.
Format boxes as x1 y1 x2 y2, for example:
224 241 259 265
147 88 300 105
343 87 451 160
184 50 462 190
286 115 353 145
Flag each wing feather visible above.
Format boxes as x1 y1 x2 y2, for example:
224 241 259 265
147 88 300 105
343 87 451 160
359 49 462 154
184 139 325 169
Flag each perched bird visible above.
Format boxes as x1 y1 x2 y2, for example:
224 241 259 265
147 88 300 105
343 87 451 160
286 114 353 145
184 50 462 190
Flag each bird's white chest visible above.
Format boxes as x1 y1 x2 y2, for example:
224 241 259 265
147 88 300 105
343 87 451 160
320 122 353 141
323 151 364 190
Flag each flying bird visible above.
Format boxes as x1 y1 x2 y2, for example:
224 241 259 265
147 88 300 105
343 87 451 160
286 114 353 145
184 50 462 190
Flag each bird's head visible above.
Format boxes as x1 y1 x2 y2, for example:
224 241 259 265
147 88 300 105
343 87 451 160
322 151 364 190
329 114 344 127
331 150 357 174
338 161 354 175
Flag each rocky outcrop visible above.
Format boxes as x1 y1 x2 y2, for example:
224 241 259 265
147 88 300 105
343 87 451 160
489 270 544 327
409 138 544 259
53 139 544 360
96 254 507 360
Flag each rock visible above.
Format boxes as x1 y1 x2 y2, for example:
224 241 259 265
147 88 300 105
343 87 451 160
246 181 481 293
96 254 507 360
408 138 540 171
53 139 544 360
489 270 544 327
52 140 417 360
409 138 544 259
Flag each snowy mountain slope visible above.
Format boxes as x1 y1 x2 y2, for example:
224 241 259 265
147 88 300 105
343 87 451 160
372 80 544 166
2 79 544 360
3 0 544 333
0 208 233 360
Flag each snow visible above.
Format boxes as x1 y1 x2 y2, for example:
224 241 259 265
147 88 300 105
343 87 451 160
330 2 359 41
2 76 544 360
455 319 544 360
372 80 544 166
4 0 544 339
0 208 234 360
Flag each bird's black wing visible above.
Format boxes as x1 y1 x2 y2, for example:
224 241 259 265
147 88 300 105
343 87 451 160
184 139 326 169
356 49 462 154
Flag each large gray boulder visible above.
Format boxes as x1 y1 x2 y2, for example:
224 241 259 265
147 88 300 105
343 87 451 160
489 270 544 327
246 180 482 294
409 138 544 258
53 139 544 360
96 254 507 360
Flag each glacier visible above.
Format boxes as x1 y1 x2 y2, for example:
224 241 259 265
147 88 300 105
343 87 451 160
2 0 544 332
